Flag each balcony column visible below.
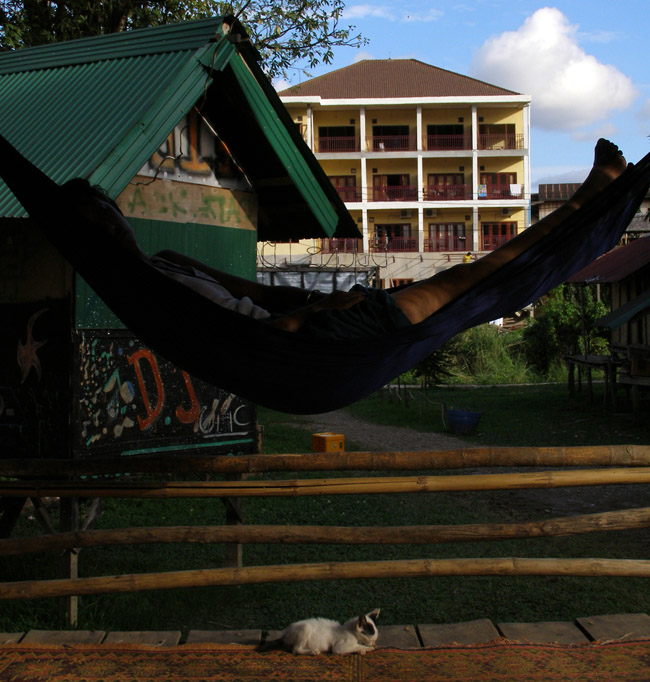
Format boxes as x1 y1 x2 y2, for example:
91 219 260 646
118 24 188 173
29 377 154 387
360 107 368 203
471 105 478 200
523 103 531 228
307 105 314 149
418 206 424 252
416 106 422 151
472 206 480 252
361 209 369 253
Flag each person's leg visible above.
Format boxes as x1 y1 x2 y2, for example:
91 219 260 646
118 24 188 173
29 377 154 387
392 139 627 324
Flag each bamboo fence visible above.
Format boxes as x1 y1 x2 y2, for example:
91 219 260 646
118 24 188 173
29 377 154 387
3 445 650 601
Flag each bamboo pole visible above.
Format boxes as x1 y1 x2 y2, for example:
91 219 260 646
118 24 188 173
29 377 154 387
3 467 650 498
3 507 650 556
3 557 650 601
2 445 649 477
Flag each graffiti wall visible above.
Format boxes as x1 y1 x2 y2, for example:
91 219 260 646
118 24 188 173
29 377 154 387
74 330 257 457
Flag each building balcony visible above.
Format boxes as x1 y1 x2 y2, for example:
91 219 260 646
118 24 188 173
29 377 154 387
423 184 472 201
478 183 523 199
370 236 419 253
478 133 524 150
480 234 514 251
317 136 359 152
368 135 417 152
423 236 472 252
425 134 472 151
334 186 362 202
319 238 363 254
372 185 419 201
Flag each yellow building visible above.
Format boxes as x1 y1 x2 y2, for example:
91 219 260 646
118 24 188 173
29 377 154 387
269 58 531 288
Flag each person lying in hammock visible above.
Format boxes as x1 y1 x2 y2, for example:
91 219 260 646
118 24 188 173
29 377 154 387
76 138 626 341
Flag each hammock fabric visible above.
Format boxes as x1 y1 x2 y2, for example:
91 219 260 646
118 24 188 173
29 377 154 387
2 134 650 414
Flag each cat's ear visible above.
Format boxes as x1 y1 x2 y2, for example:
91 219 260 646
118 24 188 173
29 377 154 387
367 609 380 622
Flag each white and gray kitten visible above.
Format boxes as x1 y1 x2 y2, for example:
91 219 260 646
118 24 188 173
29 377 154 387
263 608 380 655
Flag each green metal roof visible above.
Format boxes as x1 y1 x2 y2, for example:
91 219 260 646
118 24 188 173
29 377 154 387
0 18 357 239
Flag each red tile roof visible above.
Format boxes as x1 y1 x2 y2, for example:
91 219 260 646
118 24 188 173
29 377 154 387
279 59 521 99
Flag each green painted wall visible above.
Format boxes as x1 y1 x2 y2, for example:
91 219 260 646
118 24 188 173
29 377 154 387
75 218 257 329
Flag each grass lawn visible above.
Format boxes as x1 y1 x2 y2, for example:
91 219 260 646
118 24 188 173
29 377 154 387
1 383 649 634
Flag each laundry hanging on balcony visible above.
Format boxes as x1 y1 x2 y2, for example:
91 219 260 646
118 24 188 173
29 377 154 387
2 134 650 414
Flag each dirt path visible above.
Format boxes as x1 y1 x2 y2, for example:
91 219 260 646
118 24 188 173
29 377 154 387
293 409 470 452
286 409 650 517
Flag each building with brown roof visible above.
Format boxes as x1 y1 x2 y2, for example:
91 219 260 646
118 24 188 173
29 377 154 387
263 58 531 288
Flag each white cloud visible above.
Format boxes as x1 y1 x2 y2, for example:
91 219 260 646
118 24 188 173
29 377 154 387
273 77 290 91
401 9 443 22
470 7 637 131
344 4 442 23
353 49 375 63
343 5 394 20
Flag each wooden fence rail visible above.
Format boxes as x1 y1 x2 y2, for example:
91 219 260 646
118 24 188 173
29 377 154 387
1 444 650 476
3 507 650 556
3 467 650 498
3 558 650 601
3 446 650 604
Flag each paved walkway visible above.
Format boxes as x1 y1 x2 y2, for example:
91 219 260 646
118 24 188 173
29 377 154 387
3 613 650 648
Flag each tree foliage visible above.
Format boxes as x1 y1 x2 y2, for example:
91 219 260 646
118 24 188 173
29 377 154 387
522 284 608 375
0 0 366 78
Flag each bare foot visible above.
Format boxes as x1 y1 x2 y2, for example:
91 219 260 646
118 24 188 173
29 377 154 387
567 139 626 210
594 138 627 178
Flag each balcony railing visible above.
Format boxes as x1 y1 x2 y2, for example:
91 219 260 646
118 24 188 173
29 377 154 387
369 135 416 152
331 184 524 203
334 186 362 202
423 184 471 201
370 236 418 253
423 236 472 252
480 234 514 251
317 137 359 153
478 133 524 150
319 238 363 254
478 184 523 199
425 134 472 151
372 185 418 202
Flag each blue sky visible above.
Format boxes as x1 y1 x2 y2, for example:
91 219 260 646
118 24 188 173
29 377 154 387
277 2 650 190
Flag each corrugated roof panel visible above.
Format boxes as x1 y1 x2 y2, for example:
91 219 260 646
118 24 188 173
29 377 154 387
0 50 207 216
568 234 650 284
0 17 356 238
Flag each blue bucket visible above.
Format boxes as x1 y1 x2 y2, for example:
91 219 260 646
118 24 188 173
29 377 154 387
446 407 482 435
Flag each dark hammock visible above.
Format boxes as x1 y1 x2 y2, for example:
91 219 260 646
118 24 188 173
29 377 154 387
2 134 650 414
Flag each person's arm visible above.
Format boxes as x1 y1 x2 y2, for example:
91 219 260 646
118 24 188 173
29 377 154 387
270 289 367 332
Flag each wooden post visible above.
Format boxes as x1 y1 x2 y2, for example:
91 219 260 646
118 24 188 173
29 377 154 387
222 474 243 568
58 497 79 626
